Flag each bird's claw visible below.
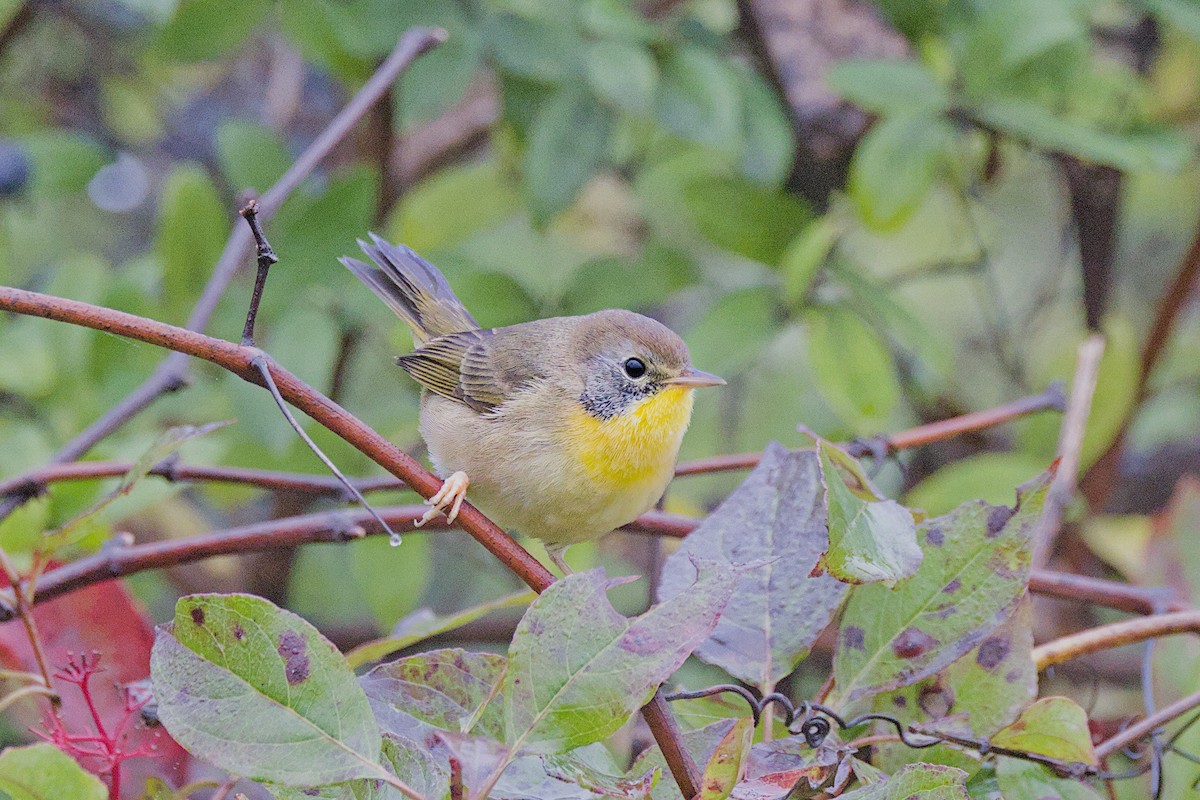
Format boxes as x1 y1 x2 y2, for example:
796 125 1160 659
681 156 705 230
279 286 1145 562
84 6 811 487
415 471 470 527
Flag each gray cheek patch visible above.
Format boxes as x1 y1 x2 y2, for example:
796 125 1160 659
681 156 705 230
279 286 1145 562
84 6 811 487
579 361 659 421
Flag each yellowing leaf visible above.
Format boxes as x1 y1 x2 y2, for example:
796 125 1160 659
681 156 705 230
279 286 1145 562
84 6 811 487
992 697 1098 767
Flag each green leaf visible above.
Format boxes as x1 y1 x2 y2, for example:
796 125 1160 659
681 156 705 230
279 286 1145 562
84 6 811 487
361 648 508 740
806 305 901 430
849 114 955 231
698 717 753 800
684 287 779 378
524 87 612 223
838 763 969 799
991 697 1097 766
488 11 584 82
682 176 811 265
994 757 1103 800
816 443 921 585
388 157 521 253
585 40 658 114
150 594 389 785
381 734 450 800
826 60 950 116
659 443 847 690
155 0 271 61
832 472 1050 704
905 453 1052 517
503 563 735 754
156 164 228 318
656 46 742 154
216 120 291 194
0 743 107 800
0 319 57 397
971 101 1190 173
19 131 107 197
347 590 534 668
781 217 840 306
580 0 660 42
736 65 795 185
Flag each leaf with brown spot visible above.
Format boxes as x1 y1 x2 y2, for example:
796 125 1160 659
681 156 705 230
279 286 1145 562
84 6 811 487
659 443 847 691
992 697 1098 766
832 472 1050 705
697 717 753 800
361 648 507 741
871 599 1037 774
151 594 396 787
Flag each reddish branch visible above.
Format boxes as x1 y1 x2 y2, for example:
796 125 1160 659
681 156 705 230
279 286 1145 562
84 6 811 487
0 286 701 797
673 385 1065 476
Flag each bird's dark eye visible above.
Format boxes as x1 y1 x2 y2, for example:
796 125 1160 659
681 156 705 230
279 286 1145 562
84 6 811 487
623 357 647 378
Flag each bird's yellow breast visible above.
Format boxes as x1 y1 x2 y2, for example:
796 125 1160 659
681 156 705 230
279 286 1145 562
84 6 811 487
565 386 695 489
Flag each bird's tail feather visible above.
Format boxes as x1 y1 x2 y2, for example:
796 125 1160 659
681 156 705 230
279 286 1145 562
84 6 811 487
339 233 479 345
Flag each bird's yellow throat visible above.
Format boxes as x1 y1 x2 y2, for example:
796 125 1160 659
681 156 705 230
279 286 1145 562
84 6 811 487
566 386 695 487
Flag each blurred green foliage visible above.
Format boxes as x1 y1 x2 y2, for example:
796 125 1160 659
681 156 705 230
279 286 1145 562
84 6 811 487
0 0 1198 668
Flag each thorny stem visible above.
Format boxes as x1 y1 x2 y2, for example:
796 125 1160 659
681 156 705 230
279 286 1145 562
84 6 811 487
238 201 279 347
1033 610 1200 670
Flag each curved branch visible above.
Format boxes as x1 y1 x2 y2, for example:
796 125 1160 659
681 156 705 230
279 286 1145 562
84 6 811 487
1033 610 1200 670
0 286 554 594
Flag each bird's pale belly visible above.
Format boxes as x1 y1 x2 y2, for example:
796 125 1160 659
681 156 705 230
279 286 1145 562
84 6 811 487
420 388 693 547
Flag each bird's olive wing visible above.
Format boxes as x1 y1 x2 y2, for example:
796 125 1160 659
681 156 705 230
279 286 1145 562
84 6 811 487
396 329 509 413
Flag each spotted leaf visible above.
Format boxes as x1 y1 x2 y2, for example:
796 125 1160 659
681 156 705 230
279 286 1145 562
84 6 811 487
832 472 1050 704
150 594 390 786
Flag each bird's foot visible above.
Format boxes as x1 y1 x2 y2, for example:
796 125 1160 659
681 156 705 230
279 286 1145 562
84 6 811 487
415 471 470 527
547 546 573 576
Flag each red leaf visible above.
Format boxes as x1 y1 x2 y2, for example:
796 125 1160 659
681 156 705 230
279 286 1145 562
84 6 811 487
0 576 192 797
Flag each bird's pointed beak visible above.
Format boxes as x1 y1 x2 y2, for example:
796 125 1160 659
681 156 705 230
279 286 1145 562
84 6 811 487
666 368 726 388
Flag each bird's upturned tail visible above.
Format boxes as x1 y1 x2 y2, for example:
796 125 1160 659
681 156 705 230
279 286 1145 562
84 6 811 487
340 234 479 345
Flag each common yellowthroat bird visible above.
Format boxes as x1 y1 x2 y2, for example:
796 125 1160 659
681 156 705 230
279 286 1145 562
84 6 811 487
341 234 724 572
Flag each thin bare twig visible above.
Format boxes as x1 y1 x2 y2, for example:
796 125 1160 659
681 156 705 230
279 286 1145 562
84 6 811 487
1096 690 1200 760
673 385 1065 476
1033 334 1106 569
1033 610 1200 670
0 460 402 499
249 354 398 545
238 201 278 347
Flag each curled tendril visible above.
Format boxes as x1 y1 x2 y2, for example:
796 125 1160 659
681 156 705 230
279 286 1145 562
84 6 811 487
663 683 1169 786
